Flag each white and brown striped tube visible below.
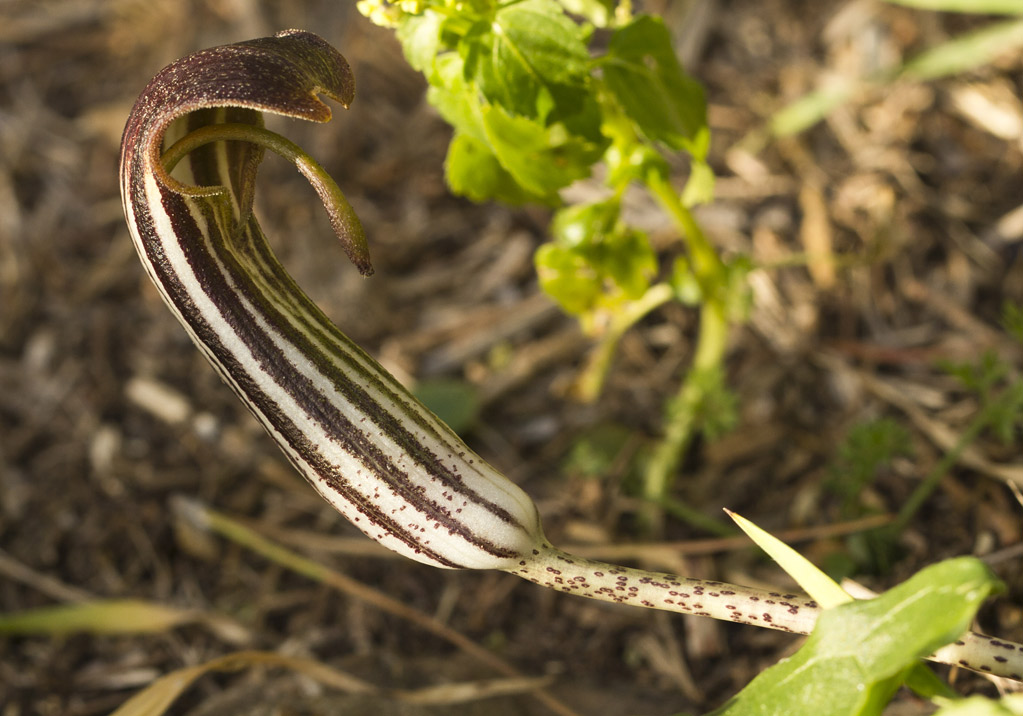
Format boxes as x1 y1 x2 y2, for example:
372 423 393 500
119 30 1022 681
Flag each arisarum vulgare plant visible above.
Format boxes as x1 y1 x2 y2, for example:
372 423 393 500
119 28 1023 697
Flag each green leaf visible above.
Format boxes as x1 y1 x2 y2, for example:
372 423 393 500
429 54 600 203
481 103 595 198
445 132 545 204
597 227 655 299
601 15 707 153
427 54 487 142
706 558 1001 716
549 200 656 301
396 11 444 75
413 378 481 435
551 199 619 247
681 158 716 207
727 510 852 610
535 243 602 315
469 0 591 120
726 510 956 702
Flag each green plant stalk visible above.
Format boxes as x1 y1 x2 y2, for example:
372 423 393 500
893 384 1021 534
574 282 675 402
643 300 730 516
642 170 731 528
646 170 727 292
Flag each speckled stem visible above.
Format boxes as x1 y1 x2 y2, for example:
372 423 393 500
509 545 1023 680
514 545 818 634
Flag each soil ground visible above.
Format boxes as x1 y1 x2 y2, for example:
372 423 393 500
1 1 1022 715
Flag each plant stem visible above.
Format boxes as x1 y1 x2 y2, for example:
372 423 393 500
643 301 729 510
641 170 732 530
512 544 1023 681
177 498 1023 682
574 282 675 402
645 170 726 293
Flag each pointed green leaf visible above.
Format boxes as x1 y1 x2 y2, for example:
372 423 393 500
481 103 595 198
727 510 851 609
427 54 487 142
601 15 707 153
707 558 1001 716
470 0 591 120
445 132 545 204
535 243 602 315
396 11 444 76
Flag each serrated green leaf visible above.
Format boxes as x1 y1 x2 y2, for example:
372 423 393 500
601 15 707 153
427 54 487 142
600 227 656 299
549 201 655 300
481 103 595 198
535 243 602 315
445 132 545 204
396 11 444 75
706 558 1000 716
469 0 591 120
551 200 619 248
681 158 716 207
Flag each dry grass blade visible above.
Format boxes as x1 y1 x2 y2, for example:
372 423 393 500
396 676 556 705
109 650 375 716
109 648 557 716
0 599 245 642
173 496 581 716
